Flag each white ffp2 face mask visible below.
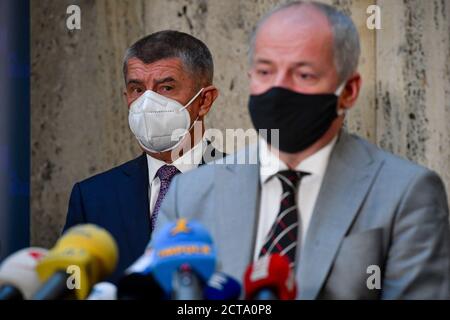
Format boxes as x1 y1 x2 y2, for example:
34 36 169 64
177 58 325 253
128 88 203 153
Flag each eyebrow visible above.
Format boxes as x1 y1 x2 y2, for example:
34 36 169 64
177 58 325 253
254 59 315 68
126 76 177 87
126 79 144 86
153 76 176 85
293 61 316 68
254 59 273 65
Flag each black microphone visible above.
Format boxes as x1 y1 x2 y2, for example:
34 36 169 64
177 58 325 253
0 285 23 300
117 249 166 300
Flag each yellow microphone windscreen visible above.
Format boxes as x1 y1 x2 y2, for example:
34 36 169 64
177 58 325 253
35 224 118 299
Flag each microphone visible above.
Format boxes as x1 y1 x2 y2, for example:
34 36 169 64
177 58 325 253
32 224 118 300
244 254 297 300
203 272 241 300
117 248 166 300
149 218 217 300
0 247 48 300
86 282 117 300
171 264 204 300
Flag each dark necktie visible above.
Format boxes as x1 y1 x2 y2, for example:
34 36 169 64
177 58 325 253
259 170 309 268
151 165 180 230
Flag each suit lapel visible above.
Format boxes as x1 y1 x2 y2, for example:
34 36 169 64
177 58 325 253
116 141 225 259
298 131 384 299
118 153 151 259
214 145 260 281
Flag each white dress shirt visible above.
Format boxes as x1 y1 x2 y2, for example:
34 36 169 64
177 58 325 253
146 139 207 216
253 135 338 261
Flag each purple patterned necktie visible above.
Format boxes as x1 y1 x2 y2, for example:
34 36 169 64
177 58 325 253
151 165 181 230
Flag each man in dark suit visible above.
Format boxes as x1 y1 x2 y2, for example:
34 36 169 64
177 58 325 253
63 30 224 282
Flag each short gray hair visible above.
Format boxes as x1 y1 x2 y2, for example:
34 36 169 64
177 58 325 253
123 30 214 88
249 1 361 82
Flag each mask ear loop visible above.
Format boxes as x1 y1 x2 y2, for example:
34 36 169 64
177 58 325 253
335 82 346 96
335 82 347 116
179 87 205 111
174 87 205 139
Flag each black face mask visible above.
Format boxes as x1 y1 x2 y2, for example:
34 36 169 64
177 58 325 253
248 87 341 154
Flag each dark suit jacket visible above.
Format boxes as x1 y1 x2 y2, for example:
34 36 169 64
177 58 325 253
63 142 224 283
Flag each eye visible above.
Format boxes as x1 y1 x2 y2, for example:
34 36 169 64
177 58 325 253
296 72 315 80
160 86 173 92
133 87 144 94
256 69 271 77
128 85 145 95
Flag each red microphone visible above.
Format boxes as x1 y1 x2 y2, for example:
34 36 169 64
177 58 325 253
243 254 297 300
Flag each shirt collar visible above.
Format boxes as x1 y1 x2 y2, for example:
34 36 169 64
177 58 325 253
147 138 207 182
258 135 338 185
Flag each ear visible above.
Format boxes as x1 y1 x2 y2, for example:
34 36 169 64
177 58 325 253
339 72 362 110
198 85 219 117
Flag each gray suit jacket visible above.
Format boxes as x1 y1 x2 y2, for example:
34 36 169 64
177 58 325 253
153 130 450 299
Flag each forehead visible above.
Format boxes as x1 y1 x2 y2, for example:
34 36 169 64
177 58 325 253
254 6 334 64
126 57 189 80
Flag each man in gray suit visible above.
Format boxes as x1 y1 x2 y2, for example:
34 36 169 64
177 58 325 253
153 1 450 299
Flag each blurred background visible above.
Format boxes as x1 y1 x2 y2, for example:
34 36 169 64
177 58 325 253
29 0 450 249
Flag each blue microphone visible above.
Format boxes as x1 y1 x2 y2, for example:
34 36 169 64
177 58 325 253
204 272 241 300
148 218 217 299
